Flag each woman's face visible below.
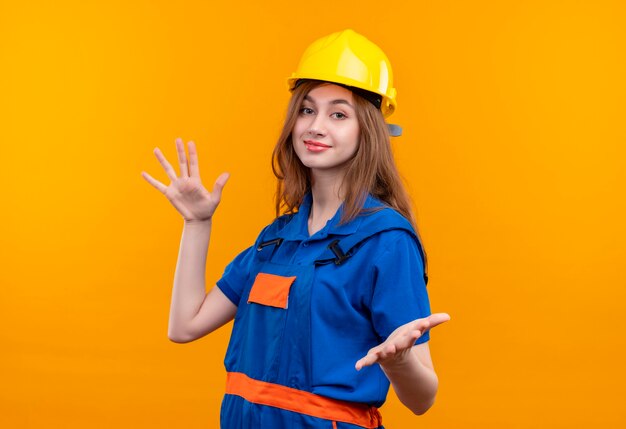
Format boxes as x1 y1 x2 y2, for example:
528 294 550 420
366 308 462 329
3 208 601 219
291 83 360 177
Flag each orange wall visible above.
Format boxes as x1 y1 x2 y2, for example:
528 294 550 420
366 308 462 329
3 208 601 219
1 1 625 427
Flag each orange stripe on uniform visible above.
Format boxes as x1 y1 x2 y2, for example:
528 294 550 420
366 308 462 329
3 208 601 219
225 372 382 428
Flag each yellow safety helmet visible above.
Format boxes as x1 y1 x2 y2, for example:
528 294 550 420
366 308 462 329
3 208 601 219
287 29 398 119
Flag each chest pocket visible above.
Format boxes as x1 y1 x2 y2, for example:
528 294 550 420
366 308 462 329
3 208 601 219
248 273 296 309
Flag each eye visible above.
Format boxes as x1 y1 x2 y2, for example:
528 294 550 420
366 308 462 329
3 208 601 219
331 112 347 119
299 107 314 115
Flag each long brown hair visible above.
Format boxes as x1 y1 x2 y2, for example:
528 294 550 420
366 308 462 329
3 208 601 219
271 80 425 250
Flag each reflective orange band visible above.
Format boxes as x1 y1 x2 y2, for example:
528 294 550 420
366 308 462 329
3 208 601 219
225 372 382 428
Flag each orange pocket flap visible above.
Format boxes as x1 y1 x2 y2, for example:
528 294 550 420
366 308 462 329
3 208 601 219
247 273 296 309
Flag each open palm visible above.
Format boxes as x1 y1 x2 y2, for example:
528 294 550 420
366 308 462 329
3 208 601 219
355 313 451 370
141 138 229 222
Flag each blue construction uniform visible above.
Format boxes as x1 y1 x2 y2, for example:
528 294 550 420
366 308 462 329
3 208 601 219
217 193 431 428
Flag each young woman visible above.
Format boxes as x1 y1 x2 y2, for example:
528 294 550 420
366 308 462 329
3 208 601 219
142 29 450 429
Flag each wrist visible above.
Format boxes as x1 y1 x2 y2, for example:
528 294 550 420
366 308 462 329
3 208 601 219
184 218 213 228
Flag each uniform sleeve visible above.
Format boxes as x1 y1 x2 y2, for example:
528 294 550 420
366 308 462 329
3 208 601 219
215 244 257 307
370 231 432 344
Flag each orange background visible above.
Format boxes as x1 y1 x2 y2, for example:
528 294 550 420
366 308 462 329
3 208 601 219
1 1 625 427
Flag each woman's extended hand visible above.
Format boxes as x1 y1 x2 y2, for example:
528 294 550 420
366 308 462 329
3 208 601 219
355 313 450 371
141 138 229 222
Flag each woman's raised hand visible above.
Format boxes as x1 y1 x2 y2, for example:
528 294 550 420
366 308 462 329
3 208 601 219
141 138 230 223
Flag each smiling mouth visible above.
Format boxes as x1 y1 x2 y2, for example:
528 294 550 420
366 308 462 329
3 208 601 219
304 140 331 152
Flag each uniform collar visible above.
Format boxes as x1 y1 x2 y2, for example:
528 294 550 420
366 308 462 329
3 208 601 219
275 192 386 241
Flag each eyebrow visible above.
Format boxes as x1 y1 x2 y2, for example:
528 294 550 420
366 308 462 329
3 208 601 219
303 95 354 109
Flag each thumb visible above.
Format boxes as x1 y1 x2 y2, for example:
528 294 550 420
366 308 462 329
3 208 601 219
212 172 230 201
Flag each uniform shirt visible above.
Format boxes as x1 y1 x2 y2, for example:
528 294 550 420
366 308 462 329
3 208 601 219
217 193 431 407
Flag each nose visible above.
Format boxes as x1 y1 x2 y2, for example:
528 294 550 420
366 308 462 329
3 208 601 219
306 114 327 137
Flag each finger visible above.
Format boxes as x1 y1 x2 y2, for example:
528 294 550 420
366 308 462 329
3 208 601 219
405 312 450 334
187 140 201 179
211 172 230 202
176 138 189 178
395 329 423 348
379 343 397 360
153 147 178 182
357 340 396 370
401 318 430 334
141 171 168 194
355 351 380 371
427 313 451 329
410 329 423 341
387 332 420 353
